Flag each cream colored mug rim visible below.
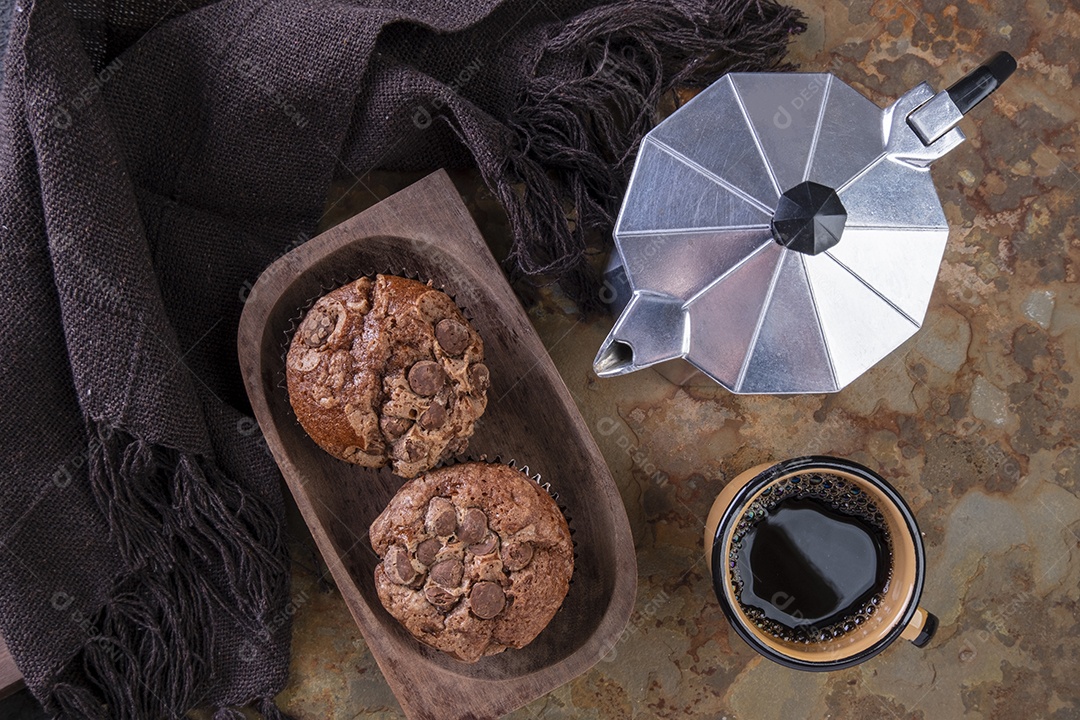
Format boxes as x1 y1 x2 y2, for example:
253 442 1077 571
707 456 926 670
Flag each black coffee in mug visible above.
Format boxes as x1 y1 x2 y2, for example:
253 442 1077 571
705 457 937 670
729 474 891 644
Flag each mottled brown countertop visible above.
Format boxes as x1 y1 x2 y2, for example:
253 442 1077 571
276 1 1080 717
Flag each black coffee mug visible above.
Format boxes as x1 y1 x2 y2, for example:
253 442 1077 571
704 456 937 670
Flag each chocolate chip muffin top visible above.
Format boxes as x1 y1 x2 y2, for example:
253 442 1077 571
286 275 489 478
369 462 574 662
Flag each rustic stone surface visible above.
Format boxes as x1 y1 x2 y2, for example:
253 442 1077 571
267 2 1080 717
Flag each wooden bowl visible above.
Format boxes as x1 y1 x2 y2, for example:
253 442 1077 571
238 170 637 719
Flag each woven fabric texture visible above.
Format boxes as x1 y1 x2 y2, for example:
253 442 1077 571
0 0 802 716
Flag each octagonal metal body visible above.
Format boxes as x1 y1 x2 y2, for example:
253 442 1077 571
595 72 967 394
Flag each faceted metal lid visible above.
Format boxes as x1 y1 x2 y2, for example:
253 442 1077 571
594 71 971 394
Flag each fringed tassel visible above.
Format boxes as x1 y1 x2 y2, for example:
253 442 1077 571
40 421 289 719
465 0 805 307
257 695 296 720
170 453 286 632
211 697 293 720
48 682 110 720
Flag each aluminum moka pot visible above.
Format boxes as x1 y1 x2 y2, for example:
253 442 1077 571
594 53 1016 394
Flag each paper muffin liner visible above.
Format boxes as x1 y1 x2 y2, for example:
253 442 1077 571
278 270 486 472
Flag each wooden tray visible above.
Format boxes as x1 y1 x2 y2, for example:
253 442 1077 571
238 170 637 720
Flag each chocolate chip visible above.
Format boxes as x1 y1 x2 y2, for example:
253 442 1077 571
416 538 441 567
501 541 534 571
404 439 424 462
435 318 470 356
385 545 417 586
426 497 457 536
430 558 463 587
467 534 498 556
468 581 506 619
381 416 412 439
342 445 381 464
301 307 339 348
419 402 447 430
407 361 446 397
468 363 490 393
457 508 487 545
424 585 459 611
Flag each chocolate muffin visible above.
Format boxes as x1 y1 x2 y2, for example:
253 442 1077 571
286 275 490 478
369 462 574 662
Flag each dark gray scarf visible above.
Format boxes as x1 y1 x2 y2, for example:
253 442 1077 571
0 0 802 716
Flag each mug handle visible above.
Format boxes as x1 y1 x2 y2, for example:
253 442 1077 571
899 606 938 648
